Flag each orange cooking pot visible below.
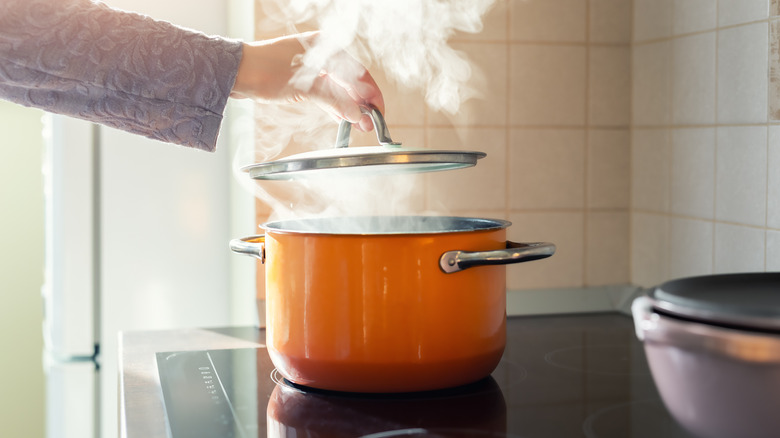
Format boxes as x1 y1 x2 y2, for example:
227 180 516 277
230 215 554 393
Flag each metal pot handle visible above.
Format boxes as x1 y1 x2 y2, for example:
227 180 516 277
229 235 266 263
439 241 555 274
631 295 658 341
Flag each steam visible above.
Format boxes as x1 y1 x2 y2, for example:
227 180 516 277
268 0 495 114
235 0 496 228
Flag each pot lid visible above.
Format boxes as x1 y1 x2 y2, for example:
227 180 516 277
242 106 486 180
650 273 780 332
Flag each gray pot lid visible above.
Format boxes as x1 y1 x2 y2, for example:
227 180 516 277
242 106 486 180
650 273 780 332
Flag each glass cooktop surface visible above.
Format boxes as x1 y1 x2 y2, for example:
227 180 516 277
156 314 694 438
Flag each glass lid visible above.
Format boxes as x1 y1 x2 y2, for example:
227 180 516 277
242 106 486 180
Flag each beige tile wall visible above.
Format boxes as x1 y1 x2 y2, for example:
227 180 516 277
447 0 633 290
250 0 780 298
252 0 780 292
631 0 780 287
251 0 633 292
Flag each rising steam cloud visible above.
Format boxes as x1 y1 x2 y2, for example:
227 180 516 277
235 0 496 225
278 0 495 114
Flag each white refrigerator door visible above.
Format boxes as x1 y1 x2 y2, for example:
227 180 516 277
43 2 257 438
96 4 239 438
44 357 97 438
97 121 234 438
42 116 96 360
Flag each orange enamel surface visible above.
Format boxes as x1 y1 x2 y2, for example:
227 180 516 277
264 228 508 392
270 344 505 393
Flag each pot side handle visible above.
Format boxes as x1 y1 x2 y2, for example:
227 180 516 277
631 295 658 341
439 241 555 274
229 235 266 263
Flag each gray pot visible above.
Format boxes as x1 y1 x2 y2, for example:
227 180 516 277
632 273 780 438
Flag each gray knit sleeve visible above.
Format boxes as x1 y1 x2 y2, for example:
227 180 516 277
0 0 243 151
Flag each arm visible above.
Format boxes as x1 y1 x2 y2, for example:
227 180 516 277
0 0 384 151
231 32 385 133
0 0 242 151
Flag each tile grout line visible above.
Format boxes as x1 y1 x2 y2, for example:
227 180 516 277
633 17 773 47
375 121 780 130
628 0 636 284
765 12 772 271
712 0 719 274
629 208 780 232
423 67 430 213
667 0 676 281
583 0 591 287
772 0 780 274
766 126 770 271
630 122 780 129
500 40 629 48
505 0 512 228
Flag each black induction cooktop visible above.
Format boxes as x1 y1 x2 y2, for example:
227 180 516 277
156 313 694 438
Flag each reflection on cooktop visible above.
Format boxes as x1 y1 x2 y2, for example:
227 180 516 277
544 345 652 376
581 398 690 438
268 372 508 436
156 314 695 438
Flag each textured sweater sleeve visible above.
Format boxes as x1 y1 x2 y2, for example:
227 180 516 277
0 0 243 151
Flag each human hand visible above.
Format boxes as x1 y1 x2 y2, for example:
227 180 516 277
230 31 384 132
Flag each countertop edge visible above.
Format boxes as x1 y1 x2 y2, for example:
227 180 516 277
119 327 265 438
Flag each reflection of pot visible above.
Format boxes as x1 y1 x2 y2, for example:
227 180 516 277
266 377 507 437
632 273 780 438
231 215 554 392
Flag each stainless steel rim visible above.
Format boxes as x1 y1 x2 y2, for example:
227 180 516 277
260 216 511 236
633 296 780 363
242 106 486 180
244 149 485 180
650 273 780 332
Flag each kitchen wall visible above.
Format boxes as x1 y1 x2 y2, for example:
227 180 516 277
252 0 633 299
631 0 780 286
480 0 633 292
0 101 45 437
250 0 778 302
